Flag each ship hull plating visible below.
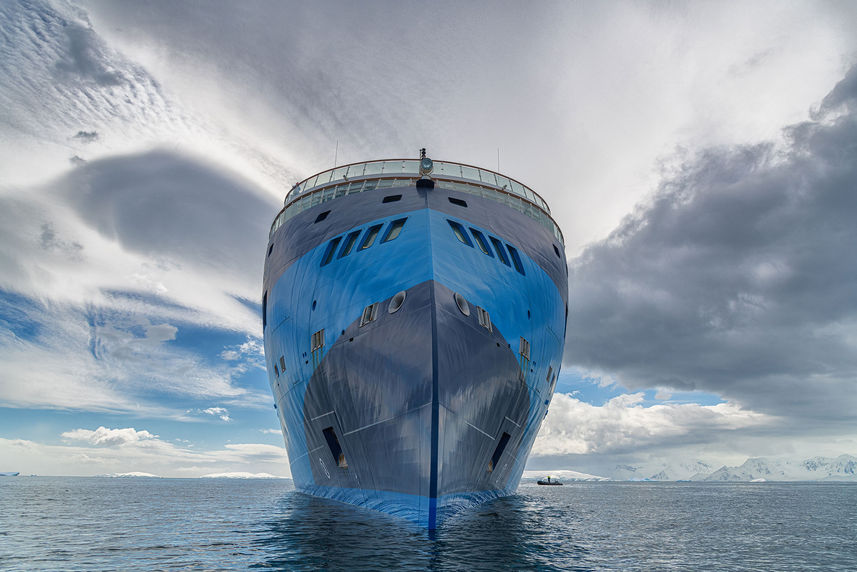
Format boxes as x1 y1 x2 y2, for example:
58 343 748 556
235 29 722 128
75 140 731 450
263 179 567 528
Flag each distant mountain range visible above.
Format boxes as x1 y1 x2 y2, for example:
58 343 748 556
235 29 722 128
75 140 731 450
537 454 857 482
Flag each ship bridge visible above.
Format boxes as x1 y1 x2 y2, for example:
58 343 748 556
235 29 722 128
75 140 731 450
270 159 564 246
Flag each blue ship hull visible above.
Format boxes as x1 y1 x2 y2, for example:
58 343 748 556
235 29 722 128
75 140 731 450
263 163 567 528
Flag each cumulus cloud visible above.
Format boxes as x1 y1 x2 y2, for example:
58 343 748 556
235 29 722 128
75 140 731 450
533 393 771 457
62 426 157 446
566 64 857 427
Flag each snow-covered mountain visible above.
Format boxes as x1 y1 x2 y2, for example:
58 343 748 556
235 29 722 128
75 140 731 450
703 454 857 482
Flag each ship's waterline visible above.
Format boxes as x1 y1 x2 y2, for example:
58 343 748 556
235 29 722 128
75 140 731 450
263 156 568 528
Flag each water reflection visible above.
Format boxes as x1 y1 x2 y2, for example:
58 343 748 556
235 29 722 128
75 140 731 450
253 491 592 571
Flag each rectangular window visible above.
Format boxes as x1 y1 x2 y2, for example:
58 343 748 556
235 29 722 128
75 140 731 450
470 228 494 257
311 329 324 368
359 225 382 250
448 220 473 246
262 291 267 329
360 303 379 327
338 230 361 258
477 306 492 332
507 244 525 275
382 194 402 203
488 432 511 472
520 337 530 381
321 237 342 266
322 426 348 468
381 218 407 243
448 197 468 207
490 237 510 266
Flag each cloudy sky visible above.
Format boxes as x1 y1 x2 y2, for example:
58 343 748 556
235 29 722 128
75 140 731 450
1 0 856 478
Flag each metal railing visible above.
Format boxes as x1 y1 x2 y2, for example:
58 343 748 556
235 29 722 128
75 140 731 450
271 159 564 245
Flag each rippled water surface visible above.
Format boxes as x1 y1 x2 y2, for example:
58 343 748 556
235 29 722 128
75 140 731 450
1 478 855 570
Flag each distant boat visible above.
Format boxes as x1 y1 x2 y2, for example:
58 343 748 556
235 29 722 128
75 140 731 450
0 472 19 477
537 475 563 486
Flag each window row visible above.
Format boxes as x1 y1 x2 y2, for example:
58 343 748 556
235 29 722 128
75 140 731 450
447 220 526 275
321 218 407 266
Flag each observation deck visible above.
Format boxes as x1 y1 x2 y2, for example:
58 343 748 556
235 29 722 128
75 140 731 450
270 159 563 245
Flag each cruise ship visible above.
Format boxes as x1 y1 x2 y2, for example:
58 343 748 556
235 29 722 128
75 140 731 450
263 152 568 529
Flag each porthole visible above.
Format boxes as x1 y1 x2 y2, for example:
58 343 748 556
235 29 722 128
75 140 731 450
454 292 470 316
388 290 406 314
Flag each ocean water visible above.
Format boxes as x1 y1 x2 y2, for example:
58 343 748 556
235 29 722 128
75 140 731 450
1 478 855 571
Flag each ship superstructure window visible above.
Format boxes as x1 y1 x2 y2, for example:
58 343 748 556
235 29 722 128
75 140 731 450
470 229 493 257
507 244 525 275
338 230 361 258
553 244 561 258
280 356 286 372
490 237 510 266
520 337 531 379
314 210 331 223
381 218 407 243
488 432 511 472
448 220 472 246
262 292 267 329
359 225 382 250
546 365 553 383
274 363 279 377
360 303 379 327
322 427 348 468
477 306 492 332
382 194 402 203
321 237 342 266
311 329 325 368
448 197 468 207
267 243 274 257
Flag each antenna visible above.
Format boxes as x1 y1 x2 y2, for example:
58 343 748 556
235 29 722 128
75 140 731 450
334 140 339 167
420 148 426 159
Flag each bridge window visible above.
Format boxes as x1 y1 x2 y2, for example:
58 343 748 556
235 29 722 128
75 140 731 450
490 237 510 266
382 218 407 243
448 197 468 207
359 225 382 250
448 220 473 246
470 228 493 257
338 230 361 258
321 237 342 266
507 244 525 275
382 194 401 203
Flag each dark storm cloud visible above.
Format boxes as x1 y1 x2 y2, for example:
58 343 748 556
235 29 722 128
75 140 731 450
566 65 857 424
60 150 278 280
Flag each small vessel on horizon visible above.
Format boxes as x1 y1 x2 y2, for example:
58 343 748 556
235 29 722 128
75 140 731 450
0 472 20 477
537 475 563 485
263 151 568 528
